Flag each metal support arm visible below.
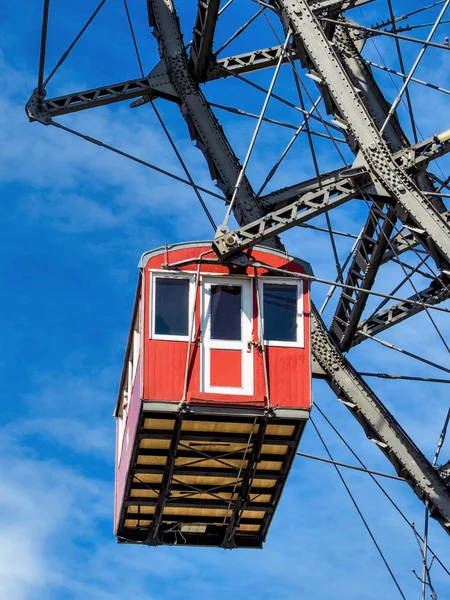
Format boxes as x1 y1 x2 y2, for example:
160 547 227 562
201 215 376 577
277 0 450 273
148 0 278 232
213 168 370 259
189 0 220 81
311 306 450 532
352 277 450 345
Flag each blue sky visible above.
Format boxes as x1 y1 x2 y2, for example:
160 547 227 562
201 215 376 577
1 0 450 598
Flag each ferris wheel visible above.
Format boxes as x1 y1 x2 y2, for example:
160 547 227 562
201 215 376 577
27 0 450 597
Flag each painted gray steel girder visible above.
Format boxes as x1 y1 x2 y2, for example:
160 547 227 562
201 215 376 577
331 203 397 350
328 21 446 349
328 23 407 349
276 0 450 275
311 304 450 533
189 0 220 81
213 168 372 258
352 277 450 346
260 136 450 212
213 137 450 259
326 21 409 154
148 0 278 236
26 61 179 123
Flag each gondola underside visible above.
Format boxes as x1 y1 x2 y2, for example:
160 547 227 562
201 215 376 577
117 402 309 549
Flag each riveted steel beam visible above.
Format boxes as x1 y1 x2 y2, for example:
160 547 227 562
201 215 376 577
213 170 370 259
331 203 398 350
278 0 450 273
189 0 221 81
311 305 450 533
147 0 280 236
26 60 179 123
352 277 450 346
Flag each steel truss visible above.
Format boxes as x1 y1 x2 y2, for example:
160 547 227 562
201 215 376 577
27 0 450 537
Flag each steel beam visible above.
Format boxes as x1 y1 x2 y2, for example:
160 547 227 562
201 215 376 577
331 203 397 350
331 20 409 153
278 1 450 271
189 0 220 81
328 24 448 348
26 60 179 123
352 277 450 346
311 305 450 532
147 0 280 235
213 169 369 259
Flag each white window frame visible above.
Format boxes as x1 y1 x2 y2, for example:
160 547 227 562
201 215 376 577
261 278 304 348
149 270 196 342
201 276 254 395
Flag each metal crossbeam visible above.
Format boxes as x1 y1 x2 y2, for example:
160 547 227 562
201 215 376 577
148 0 278 232
189 0 220 81
352 278 450 346
311 305 450 533
331 203 397 350
277 1 450 272
213 169 369 258
26 61 179 123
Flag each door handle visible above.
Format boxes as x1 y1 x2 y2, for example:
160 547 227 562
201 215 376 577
247 340 262 352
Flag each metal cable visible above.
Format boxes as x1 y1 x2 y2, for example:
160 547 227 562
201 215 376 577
359 194 450 356
215 8 264 56
310 416 407 599
219 66 343 132
222 31 291 227
359 372 450 383
313 403 450 577
381 0 450 134
44 0 109 87
123 0 144 77
363 59 450 96
37 0 51 97
50 121 224 200
321 17 450 51
249 259 450 315
360 331 450 375
372 0 446 28
386 0 418 143
123 0 217 230
422 408 450 598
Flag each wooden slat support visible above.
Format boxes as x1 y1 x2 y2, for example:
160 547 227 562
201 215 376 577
145 413 183 545
221 419 268 548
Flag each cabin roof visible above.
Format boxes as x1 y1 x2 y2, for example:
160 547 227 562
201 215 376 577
138 240 314 276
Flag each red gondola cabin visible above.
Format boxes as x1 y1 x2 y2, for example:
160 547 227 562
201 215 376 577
114 241 312 548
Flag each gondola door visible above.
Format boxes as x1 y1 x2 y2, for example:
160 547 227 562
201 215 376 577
201 278 253 396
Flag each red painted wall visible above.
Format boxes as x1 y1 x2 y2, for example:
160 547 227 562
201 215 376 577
114 360 141 533
140 244 311 410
